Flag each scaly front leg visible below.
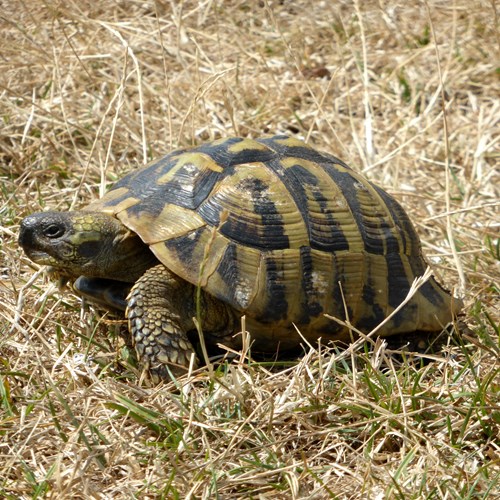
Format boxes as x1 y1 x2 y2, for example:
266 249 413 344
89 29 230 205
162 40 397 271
126 264 198 380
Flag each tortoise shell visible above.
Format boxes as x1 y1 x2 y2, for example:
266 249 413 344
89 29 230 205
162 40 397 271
86 135 460 345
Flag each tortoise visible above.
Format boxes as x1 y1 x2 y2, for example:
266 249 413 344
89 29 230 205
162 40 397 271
19 135 462 380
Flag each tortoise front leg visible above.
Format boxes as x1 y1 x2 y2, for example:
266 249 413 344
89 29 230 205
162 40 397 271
74 276 131 311
126 264 198 380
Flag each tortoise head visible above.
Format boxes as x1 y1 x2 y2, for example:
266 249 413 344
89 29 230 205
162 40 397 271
19 211 156 282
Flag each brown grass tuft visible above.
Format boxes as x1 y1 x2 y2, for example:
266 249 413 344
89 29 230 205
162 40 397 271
1 0 498 497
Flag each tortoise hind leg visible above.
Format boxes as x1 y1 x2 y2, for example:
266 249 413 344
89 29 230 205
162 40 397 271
126 264 198 380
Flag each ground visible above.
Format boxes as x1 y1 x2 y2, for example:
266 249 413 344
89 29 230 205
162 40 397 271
0 1 498 498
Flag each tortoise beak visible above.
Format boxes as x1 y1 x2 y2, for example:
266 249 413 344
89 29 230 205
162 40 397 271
18 215 36 249
18 215 47 261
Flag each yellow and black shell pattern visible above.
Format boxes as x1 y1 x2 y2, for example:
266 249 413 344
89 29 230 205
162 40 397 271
88 136 460 345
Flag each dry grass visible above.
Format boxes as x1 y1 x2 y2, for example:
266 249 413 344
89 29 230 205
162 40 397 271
1 0 499 498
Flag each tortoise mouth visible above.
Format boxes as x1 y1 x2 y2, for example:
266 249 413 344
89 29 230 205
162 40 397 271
23 249 74 276
23 248 53 265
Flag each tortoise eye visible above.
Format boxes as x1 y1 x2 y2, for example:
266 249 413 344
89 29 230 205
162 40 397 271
44 223 65 239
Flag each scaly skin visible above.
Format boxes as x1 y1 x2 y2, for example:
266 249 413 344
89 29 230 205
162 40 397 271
126 264 236 380
126 265 199 379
